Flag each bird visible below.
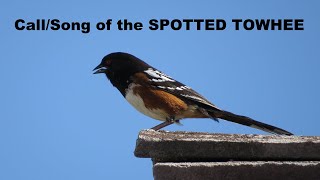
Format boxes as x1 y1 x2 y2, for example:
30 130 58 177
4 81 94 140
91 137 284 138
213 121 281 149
93 52 293 135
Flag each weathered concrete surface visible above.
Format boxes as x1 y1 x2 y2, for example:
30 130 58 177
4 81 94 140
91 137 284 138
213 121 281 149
153 161 320 180
135 130 320 162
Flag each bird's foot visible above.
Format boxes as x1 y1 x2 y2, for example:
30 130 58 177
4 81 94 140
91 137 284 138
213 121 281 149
150 116 180 130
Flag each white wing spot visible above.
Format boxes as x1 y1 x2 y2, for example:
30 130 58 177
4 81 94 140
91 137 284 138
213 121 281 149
157 86 166 89
156 85 191 91
180 94 205 102
144 68 175 82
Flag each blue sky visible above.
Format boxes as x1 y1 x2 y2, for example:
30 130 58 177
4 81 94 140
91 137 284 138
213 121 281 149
1 1 319 179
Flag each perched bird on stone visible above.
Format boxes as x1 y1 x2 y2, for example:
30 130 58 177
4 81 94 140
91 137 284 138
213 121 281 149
93 52 293 135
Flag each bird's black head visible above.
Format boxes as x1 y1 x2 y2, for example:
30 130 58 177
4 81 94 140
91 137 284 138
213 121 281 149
93 52 151 96
93 52 151 75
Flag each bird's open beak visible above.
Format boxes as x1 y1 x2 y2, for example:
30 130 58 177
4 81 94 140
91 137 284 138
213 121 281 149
93 64 107 74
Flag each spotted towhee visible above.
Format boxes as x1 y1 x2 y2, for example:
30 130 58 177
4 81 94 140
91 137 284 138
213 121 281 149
93 52 293 135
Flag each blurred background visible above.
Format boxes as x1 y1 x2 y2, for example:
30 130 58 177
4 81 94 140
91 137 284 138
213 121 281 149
1 1 319 179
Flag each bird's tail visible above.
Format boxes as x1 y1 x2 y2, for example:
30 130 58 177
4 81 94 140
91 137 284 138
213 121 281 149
208 110 293 135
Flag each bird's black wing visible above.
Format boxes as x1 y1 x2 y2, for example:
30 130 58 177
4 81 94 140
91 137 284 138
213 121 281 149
143 68 220 110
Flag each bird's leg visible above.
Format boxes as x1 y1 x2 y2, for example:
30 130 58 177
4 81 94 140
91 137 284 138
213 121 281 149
151 116 176 130
151 121 173 130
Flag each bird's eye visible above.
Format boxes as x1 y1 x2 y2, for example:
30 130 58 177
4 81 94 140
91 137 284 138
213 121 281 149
105 60 112 67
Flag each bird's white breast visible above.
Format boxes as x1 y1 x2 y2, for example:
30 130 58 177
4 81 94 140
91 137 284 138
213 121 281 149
125 84 167 121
